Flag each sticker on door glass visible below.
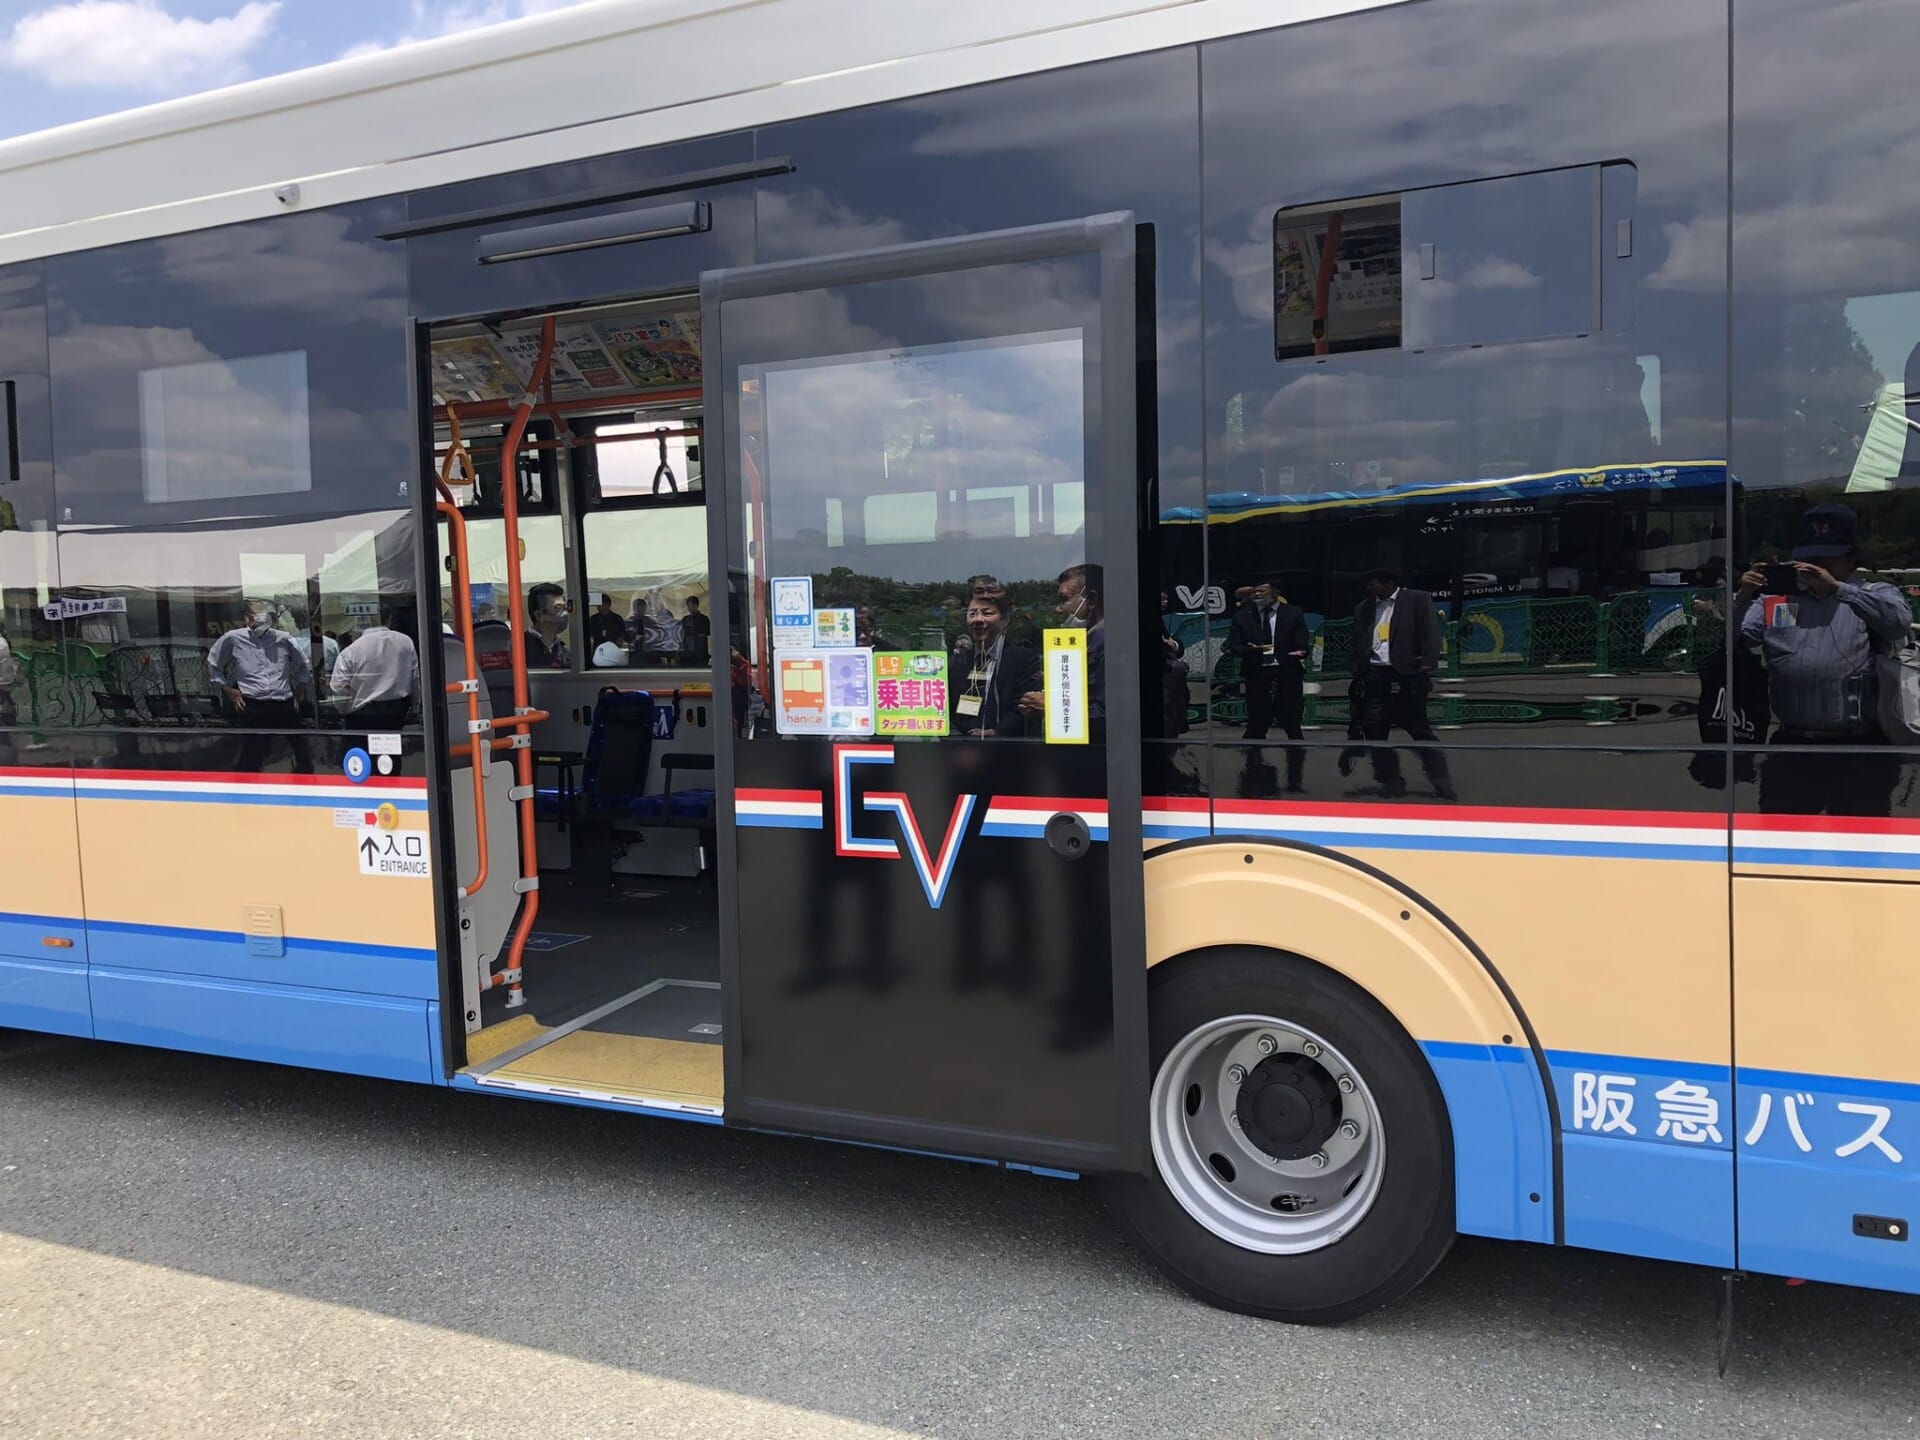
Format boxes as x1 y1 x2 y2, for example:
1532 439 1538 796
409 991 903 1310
875 652 949 737
1043 628 1088 744
775 648 874 736
771 576 815 649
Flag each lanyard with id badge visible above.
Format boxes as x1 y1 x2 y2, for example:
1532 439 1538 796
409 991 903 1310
957 652 995 721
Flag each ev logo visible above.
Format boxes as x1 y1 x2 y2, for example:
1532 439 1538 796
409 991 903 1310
832 743 976 908
342 747 373 784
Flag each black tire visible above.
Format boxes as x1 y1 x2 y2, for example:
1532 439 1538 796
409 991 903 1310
1099 946 1455 1324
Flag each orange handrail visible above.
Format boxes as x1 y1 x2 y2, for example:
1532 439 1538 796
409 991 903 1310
1311 209 1345 358
436 411 491 901
488 315 559 1012
438 499 490 900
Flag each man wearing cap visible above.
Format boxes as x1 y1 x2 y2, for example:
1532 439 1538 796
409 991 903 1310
1734 502 1910 813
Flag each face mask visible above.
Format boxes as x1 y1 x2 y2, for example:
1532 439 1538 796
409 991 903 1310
247 610 272 631
1061 593 1090 627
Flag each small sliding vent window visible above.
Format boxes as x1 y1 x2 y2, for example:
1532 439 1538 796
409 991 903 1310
1275 162 1637 361
1274 196 1403 360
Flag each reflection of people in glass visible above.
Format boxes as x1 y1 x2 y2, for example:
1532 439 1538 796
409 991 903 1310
0 623 16 729
680 595 712 667
208 599 313 774
951 587 1037 738
1159 592 1190 738
331 606 420 730
1350 570 1454 801
1735 503 1908 815
1227 581 1309 742
523 582 571 669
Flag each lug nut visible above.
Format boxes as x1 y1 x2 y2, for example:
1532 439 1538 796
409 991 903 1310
1303 1041 1322 1059
1228 1112 1241 1127
1337 1075 1356 1094
1227 1064 1246 1084
1257 1034 1279 1055
1339 1120 1360 1140
1309 1151 1329 1169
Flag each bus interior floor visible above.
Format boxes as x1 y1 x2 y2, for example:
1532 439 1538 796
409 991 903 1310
475 872 719 1032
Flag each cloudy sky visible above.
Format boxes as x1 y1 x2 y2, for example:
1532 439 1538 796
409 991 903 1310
0 0 599 140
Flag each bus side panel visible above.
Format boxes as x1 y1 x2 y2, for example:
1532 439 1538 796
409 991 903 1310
0 766 90 1038
73 760 440 1078
1732 872 1920 1295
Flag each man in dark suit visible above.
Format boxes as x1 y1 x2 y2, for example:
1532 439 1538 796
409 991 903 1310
1227 581 1310 742
951 586 1038 737
1350 569 1455 799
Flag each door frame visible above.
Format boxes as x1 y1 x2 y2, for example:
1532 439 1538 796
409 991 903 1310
700 212 1149 1172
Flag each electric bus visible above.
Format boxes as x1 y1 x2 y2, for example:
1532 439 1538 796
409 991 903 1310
1 0 1917 1323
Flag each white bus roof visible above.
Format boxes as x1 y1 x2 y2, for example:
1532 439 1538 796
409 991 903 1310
0 0 1392 265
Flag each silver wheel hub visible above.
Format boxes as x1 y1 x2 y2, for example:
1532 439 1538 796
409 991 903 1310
1149 1014 1386 1254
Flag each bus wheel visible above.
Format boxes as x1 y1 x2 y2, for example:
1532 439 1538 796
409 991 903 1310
1100 947 1454 1323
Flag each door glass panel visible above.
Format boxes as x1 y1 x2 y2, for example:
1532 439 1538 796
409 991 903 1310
729 253 1105 745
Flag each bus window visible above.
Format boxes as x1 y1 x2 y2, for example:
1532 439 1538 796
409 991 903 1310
580 505 709 668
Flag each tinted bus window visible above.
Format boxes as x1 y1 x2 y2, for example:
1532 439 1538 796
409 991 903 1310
45 203 423 730
1202 0 1727 748
0 265 56 734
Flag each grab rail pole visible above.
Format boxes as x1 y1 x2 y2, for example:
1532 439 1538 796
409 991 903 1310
435 411 491 900
490 315 558 1012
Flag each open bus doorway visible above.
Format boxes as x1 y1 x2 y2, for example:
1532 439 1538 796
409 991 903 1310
425 296 726 1117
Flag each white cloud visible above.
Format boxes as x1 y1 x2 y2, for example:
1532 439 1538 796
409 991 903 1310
341 0 591 59
2 1 279 93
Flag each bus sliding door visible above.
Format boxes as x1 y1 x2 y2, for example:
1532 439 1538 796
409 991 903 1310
702 215 1147 1174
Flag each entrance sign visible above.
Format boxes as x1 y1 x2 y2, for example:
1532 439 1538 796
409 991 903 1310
1044 628 1089 744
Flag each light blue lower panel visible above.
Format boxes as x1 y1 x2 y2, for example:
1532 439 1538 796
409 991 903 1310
1562 1132 1734 1267
1738 1154 1920 1292
90 967 434 1084
1421 1040 1554 1243
0 954 92 1038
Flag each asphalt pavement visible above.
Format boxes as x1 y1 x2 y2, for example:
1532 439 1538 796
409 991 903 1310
2 1028 1917 1440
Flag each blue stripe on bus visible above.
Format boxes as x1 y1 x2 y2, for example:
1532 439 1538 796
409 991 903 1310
1733 845 1920 872
84 918 438 1002
736 812 824 829
72 787 429 811
1207 828 1726 863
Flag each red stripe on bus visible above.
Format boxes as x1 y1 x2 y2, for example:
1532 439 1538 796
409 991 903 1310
736 787 823 805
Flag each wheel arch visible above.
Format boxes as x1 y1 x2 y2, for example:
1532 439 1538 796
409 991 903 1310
1142 834 1559 1244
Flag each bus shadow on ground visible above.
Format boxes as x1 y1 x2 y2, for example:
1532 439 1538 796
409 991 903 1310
3 1033 1916 1439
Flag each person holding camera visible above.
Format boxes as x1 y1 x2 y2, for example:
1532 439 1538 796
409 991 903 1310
1734 503 1909 814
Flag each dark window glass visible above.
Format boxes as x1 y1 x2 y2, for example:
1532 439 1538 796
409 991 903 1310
0 264 56 734
48 202 410 529
1732 0 1920 751
1204 0 1727 750
45 203 423 733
